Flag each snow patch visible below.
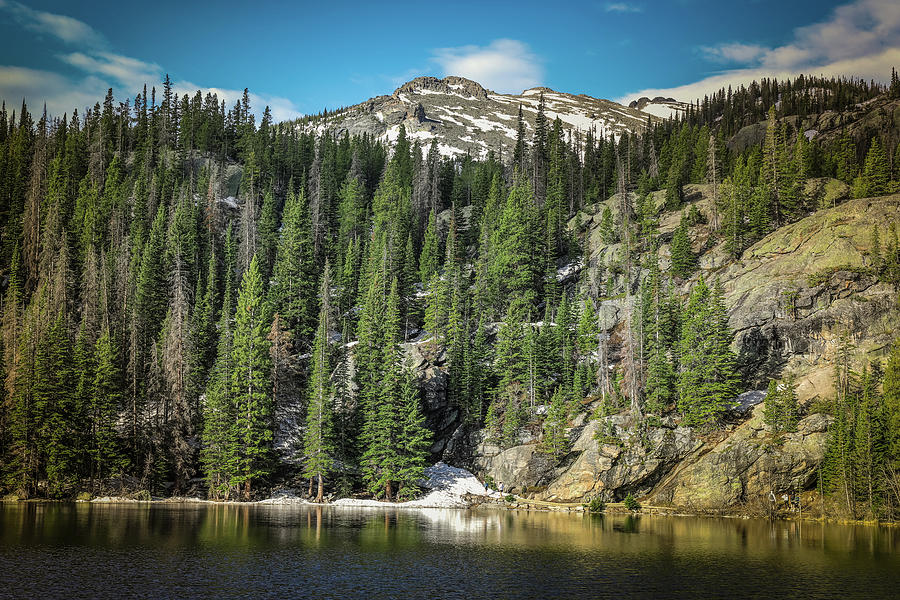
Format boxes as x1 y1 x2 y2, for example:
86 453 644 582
640 103 681 120
556 259 583 282
218 196 239 210
332 462 498 509
257 489 311 505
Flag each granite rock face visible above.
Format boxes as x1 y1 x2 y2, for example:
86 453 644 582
649 406 831 509
463 401 830 509
456 194 898 509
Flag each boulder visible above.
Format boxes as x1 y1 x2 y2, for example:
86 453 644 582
649 405 832 509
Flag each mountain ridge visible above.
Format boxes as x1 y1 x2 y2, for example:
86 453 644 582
299 75 662 157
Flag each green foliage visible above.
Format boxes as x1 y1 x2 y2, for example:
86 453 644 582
820 337 900 520
540 386 569 457
419 211 440 285
598 205 617 244
360 278 430 501
677 279 740 427
585 496 606 513
228 256 273 499
4 74 898 504
394 371 431 499
854 138 890 198
623 493 641 511
670 217 696 278
91 329 128 489
303 262 335 501
268 186 317 346
490 175 539 312
763 377 799 435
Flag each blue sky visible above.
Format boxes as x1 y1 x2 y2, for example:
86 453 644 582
2 0 899 121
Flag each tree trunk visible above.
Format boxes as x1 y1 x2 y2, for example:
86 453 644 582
316 473 324 503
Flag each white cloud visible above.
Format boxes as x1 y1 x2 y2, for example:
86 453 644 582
60 51 163 94
604 3 643 13
432 39 544 93
178 83 301 122
0 0 105 47
0 1 302 121
618 0 900 104
0 65 109 117
699 43 768 64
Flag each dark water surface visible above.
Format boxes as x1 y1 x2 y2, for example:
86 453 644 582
1 503 899 599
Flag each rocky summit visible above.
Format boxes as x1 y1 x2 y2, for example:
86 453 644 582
298 76 657 157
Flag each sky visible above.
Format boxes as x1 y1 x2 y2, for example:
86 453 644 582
1 0 899 122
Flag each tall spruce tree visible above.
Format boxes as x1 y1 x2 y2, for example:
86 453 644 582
303 262 335 502
229 255 272 500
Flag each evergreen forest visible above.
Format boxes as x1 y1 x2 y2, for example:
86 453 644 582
2 71 900 519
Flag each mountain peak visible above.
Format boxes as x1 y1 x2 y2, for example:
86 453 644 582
307 77 658 159
394 76 490 100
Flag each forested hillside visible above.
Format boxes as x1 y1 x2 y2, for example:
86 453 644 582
2 71 900 518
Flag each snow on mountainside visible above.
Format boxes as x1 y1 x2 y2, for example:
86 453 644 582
298 76 657 157
627 96 689 120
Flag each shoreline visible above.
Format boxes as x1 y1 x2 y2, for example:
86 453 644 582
2 495 897 527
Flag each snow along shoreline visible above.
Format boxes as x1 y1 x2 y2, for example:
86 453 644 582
89 463 502 509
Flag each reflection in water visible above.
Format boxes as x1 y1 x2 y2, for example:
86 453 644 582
1 503 899 599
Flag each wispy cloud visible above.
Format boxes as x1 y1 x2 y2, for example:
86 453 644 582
432 39 543 93
0 0 105 47
618 0 900 104
604 2 643 13
59 51 163 94
0 65 105 115
0 1 301 120
699 43 768 64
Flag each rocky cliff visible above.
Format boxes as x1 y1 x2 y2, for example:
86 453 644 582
424 190 900 510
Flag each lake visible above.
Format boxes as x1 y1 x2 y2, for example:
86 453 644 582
1 502 898 599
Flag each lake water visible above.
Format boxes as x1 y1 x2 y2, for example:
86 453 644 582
1 503 898 599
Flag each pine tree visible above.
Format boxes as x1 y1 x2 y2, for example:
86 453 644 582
303 262 335 502
361 277 403 500
201 231 239 500
162 250 194 494
598 205 617 244
491 175 538 312
395 370 430 499
664 158 685 210
859 138 890 198
423 272 448 339
268 185 316 348
677 279 739 427
883 339 900 466
492 299 530 446
419 210 440 284
35 313 77 498
541 386 568 457
763 377 798 435
643 265 675 415
229 255 272 500
670 217 696 278
91 329 126 493
513 105 526 171
257 189 279 280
